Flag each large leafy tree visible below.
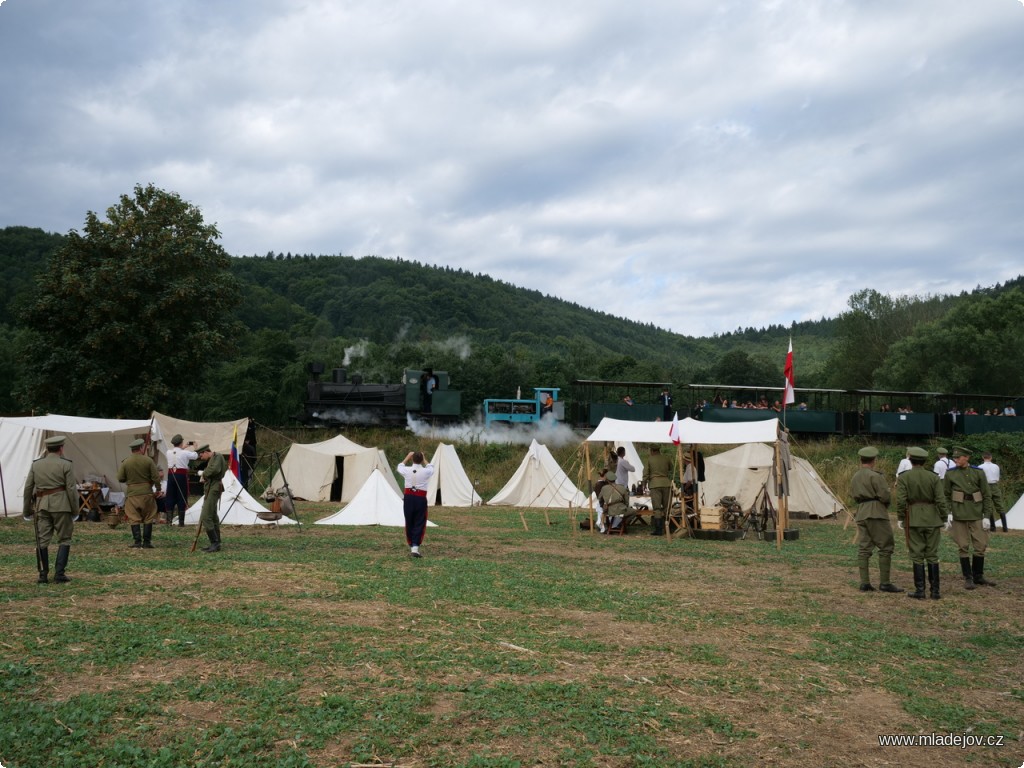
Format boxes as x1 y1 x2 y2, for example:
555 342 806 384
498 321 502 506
17 184 240 417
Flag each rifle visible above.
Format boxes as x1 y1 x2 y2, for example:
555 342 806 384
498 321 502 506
31 495 42 575
190 482 211 554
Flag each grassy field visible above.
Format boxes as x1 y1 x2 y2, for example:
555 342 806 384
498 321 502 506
1 493 1021 767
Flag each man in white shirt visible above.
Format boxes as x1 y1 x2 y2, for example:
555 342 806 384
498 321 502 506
980 452 1007 532
896 450 913 478
165 434 199 526
397 450 435 557
932 447 955 480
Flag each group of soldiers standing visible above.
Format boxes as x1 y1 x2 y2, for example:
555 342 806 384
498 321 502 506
851 444 999 600
23 433 228 584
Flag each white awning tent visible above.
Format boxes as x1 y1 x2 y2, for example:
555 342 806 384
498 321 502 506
151 411 249 455
586 416 780 445
426 443 481 507
315 470 439 527
699 442 842 518
488 439 587 509
0 414 154 516
268 434 401 503
183 472 297 525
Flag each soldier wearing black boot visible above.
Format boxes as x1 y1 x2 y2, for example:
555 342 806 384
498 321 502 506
850 447 904 593
23 435 78 584
197 445 227 552
118 438 162 550
944 446 996 590
644 445 673 537
894 447 948 599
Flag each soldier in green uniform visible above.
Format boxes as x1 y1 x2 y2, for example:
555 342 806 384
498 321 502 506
850 446 903 593
197 445 227 552
117 438 161 549
598 475 630 533
643 445 674 536
894 447 949 599
23 435 78 584
944 446 995 590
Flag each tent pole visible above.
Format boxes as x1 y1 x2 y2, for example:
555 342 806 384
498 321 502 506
585 442 594 534
0 460 7 517
775 441 783 550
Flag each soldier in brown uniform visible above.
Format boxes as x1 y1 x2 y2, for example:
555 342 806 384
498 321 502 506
643 445 674 536
850 446 903 593
944 446 996 590
894 447 949 599
117 438 161 549
23 435 78 584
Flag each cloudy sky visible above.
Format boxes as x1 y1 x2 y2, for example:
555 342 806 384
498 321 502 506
2 0 1022 337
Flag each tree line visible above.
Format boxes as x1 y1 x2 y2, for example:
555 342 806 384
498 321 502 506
1 185 1021 424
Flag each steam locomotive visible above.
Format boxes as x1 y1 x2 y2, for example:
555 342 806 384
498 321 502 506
301 363 461 426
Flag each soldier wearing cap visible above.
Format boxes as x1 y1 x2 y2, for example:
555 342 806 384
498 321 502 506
850 446 903 593
165 434 199 526
197 445 226 552
117 438 161 549
23 435 79 583
643 444 674 536
895 447 949 599
944 446 996 589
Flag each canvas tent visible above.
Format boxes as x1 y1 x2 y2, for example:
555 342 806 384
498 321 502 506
268 434 400 503
425 443 480 507
183 472 297 525
151 411 248 456
315 470 440 527
0 414 154 517
699 442 841 518
488 439 587 508
1004 493 1024 530
586 416 780 446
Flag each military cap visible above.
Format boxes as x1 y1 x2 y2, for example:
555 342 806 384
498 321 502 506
858 446 879 459
951 446 971 458
936 447 948 455
129 438 145 449
171 434 184 446
196 444 211 454
907 447 928 459
44 435 67 448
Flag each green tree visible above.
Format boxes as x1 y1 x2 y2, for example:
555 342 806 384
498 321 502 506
16 184 240 417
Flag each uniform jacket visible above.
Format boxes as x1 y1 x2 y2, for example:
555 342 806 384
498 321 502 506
894 466 948 528
943 465 993 521
850 466 891 521
117 453 160 497
23 453 77 514
643 453 674 489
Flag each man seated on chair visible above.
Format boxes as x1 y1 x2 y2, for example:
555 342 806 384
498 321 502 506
599 473 630 532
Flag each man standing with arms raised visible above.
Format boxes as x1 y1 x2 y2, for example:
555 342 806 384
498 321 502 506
165 434 198 526
397 451 434 557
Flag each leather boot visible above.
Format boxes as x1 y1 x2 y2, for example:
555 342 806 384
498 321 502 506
927 562 941 599
857 556 874 591
178 510 186 526
907 563 926 599
142 524 154 548
650 516 664 536
37 547 49 584
960 557 975 590
972 556 996 587
999 513 1008 533
877 555 904 593
202 529 221 553
130 525 142 548
54 545 71 583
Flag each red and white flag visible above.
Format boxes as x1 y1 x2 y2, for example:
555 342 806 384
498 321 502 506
668 412 681 445
783 338 795 406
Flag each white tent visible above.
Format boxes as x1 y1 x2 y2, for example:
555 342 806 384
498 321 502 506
699 442 841 518
151 411 249 455
586 416 780 445
1004 493 1024 530
183 472 297 525
426 443 480 507
0 414 154 517
268 434 400 503
488 439 587 509
315 470 439 527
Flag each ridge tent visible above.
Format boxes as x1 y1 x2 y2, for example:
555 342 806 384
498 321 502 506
151 411 249 455
488 439 587 509
699 442 842 518
315 470 440 527
183 472 297 525
426 443 480 507
268 434 400 503
0 414 154 517
1004 493 1024 530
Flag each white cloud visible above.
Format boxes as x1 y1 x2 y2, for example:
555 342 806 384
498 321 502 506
1 0 1022 336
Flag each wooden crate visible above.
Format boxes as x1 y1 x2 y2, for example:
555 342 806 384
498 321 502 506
700 505 724 531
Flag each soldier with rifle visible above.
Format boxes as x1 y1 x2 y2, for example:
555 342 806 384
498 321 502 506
894 447 948 599
195 445 227 553
23 435 78 584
